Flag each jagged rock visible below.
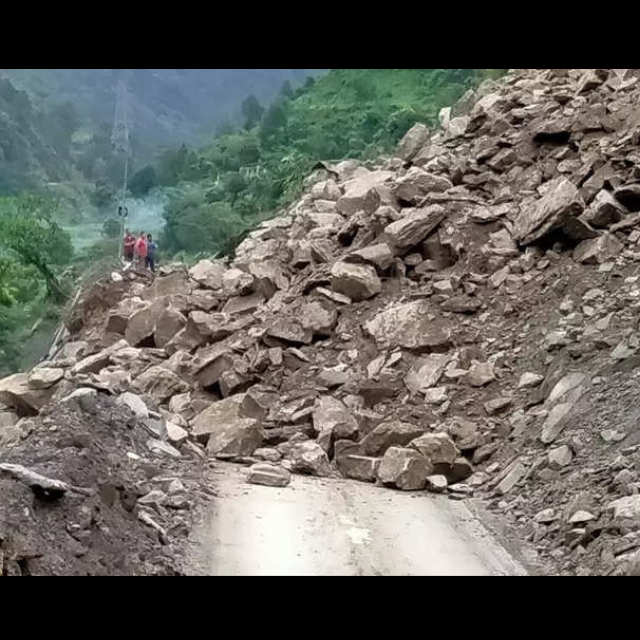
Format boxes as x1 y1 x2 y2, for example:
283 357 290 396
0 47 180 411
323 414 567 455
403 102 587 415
383 205 447 253
410 433 459 473
394 168 452 204
581 190 627 228
134 366 189 403
116 392 149 419
541 402 576 445
106 298 149 335
365 301 452 352
608 495 640 520
466 362 496 387
495 461 527 496
425 475 448 494
154 306 187 349
347 244 395 272
573 233 623 265
0 373 55 415
441 295 481 314
577 69 609 93
340 456 380 483
147 439 181 459
200 401 262 459
223 268 255 296
330 261 381 302
318 369 349 389
484 397 512 415
360 421 425 457
248 463 291 488
266 318 312 345
396 123 430 162
513 178 584 246
189 259 225 290
299 300 338 336
518 372 544 389
166 421 189 445
378 447 431 491
253 448 282 463
27 368 64 390
404 354 449 393
311 179 342 201
548 445 573 470
288 442 333 477
336 171 388 216
313 397 358 453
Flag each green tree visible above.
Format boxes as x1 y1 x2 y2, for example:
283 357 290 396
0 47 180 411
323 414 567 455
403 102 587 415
241 94 264 130
280 80 295 99
0 196 73 303
128 164 157 197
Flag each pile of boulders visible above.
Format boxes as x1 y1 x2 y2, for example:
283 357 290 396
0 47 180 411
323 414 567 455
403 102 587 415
6 69 640 574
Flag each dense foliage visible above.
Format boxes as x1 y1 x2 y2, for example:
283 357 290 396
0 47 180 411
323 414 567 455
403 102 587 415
157 69 506 257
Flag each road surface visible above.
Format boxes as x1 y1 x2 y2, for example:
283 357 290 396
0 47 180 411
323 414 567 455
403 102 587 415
187 464 527 576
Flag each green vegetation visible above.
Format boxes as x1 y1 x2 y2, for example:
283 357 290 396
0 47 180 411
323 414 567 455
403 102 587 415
157 69 506 257
0 195 76 374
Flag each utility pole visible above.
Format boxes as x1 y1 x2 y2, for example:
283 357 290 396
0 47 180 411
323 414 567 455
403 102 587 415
111 73 131 260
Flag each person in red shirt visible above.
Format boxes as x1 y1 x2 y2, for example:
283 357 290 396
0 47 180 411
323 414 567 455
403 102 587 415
123 229 136 262
134 232 148 269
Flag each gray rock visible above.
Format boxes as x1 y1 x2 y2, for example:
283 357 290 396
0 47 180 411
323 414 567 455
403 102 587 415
378 447 431 491
466 362 496 387
410 433 459 473
116 392 149 420
288 442 333 478
360 421 426 457
331 261 381 302
396 123 430 162
404 354 449 394
347 244 395 272
340 456 381 483
189 259 225 290
383 205 447 253
608 495 640 520
166 421 189 445
495 462 526 496
581 190 627 228
313 397 358 453
365 301 452 352
425 475 448 494
0 373 56 414
27 368 64 390
248 463 291 488
253 448 282 463
393 168 452 205
513 178 584 246
518 372 544 389
147 439 182 459
548 445 573 470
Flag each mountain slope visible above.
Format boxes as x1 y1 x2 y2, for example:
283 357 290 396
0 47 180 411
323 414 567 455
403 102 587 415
1 69 326 147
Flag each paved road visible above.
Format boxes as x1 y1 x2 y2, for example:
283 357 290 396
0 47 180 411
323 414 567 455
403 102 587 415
188 464 527 577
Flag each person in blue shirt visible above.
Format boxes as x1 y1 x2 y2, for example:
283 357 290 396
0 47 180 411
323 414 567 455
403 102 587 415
146 234 158 273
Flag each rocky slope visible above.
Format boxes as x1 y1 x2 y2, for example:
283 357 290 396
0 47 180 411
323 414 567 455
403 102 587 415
4 68 640 576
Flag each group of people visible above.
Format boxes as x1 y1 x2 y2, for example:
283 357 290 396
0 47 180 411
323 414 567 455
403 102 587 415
123 230 158 272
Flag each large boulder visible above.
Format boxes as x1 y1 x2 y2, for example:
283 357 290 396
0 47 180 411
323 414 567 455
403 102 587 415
154 306 187 349
365 301 452 352
580 190 627 228
313 397 358 453
248 463 291 488
396 123 430 162
378 447 431 491
0 373 55 415
191 394 262 458
288 442 333 477
189 259 225 290
266 318 313 345
336 170 393 216
339 456 381 483
106 297 149 335
513 178 584 245
27 368 64 390
393 168 452 205
134 366 189 403
573 233 623 265
404 354 449 394
299 300 338 337
360 421 425 457
383 205 447 254
125 299 164 347
410 433 459 474
311 179 342 201
331 262 381 302
346 244 395 272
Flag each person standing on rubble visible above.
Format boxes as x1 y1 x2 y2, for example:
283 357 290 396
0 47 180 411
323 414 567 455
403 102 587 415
134 232 148 270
